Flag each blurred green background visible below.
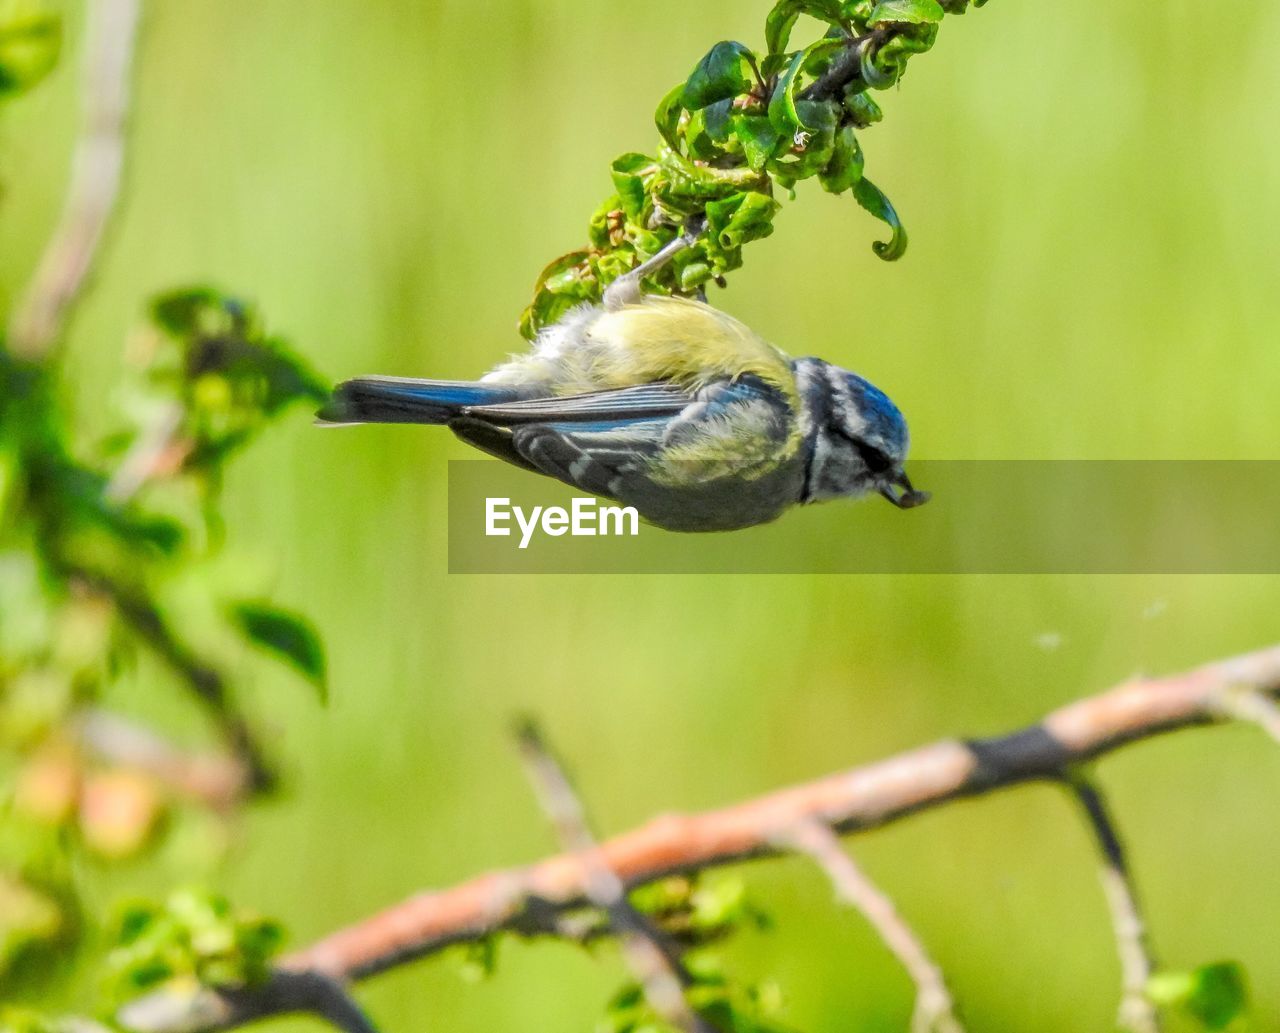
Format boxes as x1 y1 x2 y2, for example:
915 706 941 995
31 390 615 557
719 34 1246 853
4 0 1280 1029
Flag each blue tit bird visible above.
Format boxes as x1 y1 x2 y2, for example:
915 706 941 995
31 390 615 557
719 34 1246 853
318 239 928 532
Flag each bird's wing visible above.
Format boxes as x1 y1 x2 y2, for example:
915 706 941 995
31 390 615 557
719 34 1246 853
462 383 691 423
454 377 794 499
449 384 689 494
510 420 671 497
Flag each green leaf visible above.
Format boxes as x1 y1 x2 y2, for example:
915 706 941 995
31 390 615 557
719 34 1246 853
1147 963 1248 1030
704 191 779 265
819 125 865 194
228 602 326 701
678 260 712 291
765 1 803 56
852 176 907 260
765 0 844 55
0 874 64 976
150 288 230 338
685 99 736 161
731 115 781 172
867 0 945 24
104 890 284 1008
768 38 844 134
654 82 686 152
654 145 761 210
0 13 60 99
845 90 883 126
610 153 654 222
682 41 756 111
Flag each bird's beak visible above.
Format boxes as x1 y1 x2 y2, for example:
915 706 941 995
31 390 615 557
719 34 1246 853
877 470 931 509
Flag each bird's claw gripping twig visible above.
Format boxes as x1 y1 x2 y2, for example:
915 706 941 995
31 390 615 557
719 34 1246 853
603 228 702 310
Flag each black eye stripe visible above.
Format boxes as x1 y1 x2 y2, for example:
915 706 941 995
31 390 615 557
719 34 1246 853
830 426 893 472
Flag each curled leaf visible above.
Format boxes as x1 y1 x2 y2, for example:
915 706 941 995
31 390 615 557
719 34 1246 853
610 153 654 221
705 191 780 254
867 0 945 24
768 37 844 134
818 125 865 194
852 176 906 260
765 1 803 57
765 0 844 55
654 82 687 152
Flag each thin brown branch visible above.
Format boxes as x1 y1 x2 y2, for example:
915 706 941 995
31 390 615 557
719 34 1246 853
76 708 251 811
515 719 714 1033
779 819 963 1033
1065 773 1159 1033
116 643 1280 1033
1213 686 1280 745
7 0 141 360
115 971 378 1033
105 402 188 503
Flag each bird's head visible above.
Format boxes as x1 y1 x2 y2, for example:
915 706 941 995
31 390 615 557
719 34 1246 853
796 360 930 509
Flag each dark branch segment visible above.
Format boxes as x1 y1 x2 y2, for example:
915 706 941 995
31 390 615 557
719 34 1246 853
1066 774 1160 1033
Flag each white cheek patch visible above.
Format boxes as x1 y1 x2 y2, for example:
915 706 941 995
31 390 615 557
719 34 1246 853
829 391 868 441
806 429 835 499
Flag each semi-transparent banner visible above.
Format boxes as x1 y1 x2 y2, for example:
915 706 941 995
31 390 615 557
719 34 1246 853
447 460 1280 574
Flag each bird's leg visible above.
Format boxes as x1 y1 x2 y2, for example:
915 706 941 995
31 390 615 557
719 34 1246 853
603 228 701 310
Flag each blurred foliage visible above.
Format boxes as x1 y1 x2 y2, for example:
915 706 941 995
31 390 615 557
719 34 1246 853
0 281 320 1006
631 876 772 950
102 890 283 1010
601 956 790 1033
0 6 324 1016
1147 963 1250 1032
0 1 60 100
521 0 987 338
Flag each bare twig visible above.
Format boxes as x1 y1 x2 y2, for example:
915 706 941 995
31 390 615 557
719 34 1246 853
1213 686 1280 745
105 402 188 503
780 819 963 1033
1065 773 1160 1033
515 719 714 1033
116 972 378 1033
117 643 1280 1033
76 708 251 811
7 0 141 360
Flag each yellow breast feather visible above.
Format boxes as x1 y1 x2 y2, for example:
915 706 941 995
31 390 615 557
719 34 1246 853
586 297 798 404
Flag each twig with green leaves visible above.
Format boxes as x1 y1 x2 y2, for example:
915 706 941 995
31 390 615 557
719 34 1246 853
109 643 1278 1033
521 0 988 339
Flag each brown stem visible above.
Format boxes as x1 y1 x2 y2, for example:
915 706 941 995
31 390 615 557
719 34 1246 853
779 819 963 1033
7 0 141 360
515 720 713 1033
76 708 251 811
1065 773 1160 1033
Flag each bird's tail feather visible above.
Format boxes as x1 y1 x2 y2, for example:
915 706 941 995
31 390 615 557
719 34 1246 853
317 376 517 425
